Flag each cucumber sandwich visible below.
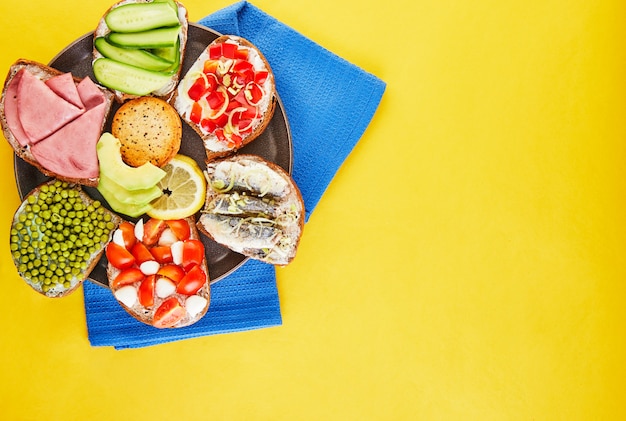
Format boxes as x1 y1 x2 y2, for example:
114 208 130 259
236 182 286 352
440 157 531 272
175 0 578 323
92 0 188 101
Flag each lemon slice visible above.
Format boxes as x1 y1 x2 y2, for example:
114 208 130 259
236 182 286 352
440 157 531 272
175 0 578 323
147 154 206 220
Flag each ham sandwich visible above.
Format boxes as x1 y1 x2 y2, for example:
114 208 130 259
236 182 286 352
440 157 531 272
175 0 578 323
0 59 114 187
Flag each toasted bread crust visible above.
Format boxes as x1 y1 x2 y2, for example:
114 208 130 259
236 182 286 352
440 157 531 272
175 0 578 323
0 59 114 187
93 0 189 103
171 35 277 161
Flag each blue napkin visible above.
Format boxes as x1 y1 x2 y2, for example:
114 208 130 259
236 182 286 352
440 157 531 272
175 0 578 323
83 0 386 349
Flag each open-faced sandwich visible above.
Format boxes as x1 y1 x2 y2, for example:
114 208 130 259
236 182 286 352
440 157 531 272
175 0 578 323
106 216 210 328
93 0 189 101
0 59 114 187
173 35 276 160
10 179 121 297
198 155 304 266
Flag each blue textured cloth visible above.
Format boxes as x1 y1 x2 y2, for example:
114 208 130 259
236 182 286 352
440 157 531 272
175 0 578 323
83 0 386 349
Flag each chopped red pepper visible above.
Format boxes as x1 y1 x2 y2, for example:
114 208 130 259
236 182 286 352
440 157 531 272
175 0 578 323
226 98 243 112
245 82 264 105
209 44 222 60
206 90 226 109
187 78 207 101
203 60 218 74
238 119 253 133
213 113 229 128
255 71 269 85
233 60 254 83
201 118 216 133
235 47 249 60
190 102 203 124
230 133 243 147
221 42 238 59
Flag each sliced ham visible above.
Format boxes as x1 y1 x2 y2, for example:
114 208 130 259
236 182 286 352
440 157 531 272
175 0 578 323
45 73 85 109
16 70 84 144
77 77 106 109
30 102 106 180
2 69 30 147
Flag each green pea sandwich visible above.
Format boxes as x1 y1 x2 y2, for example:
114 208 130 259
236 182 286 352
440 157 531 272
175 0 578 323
9 180 121 298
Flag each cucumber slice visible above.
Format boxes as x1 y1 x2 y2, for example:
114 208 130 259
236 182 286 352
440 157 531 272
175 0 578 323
151 43 178 63
94 37 173 72
107 25 181 49
151 38 180 74
152 0 178 14
105 2 179 33
93 58 172 95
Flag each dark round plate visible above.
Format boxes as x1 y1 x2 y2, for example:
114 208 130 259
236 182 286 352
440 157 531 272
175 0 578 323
13 23 292 287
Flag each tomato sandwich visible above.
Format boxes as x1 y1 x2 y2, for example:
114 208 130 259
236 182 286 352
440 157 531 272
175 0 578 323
106 216 210 328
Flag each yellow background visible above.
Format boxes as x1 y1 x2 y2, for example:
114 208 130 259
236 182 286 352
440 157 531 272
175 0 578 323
1 0 625 419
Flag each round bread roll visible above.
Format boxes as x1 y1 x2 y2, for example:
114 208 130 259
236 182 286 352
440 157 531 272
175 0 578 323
111 96 182 167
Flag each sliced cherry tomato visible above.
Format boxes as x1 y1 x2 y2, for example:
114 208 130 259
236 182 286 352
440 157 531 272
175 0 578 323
152 297 185 328
111 267 145 289
181 239 205 271
151 246 173 264
176 264 207 295
131 242 153 265
118 221 136 250
165 219 191 241
188 78 208 101
143 218 167 247
190 102 203 125
106 242 136 270
138 274 155 307
157 264 185 284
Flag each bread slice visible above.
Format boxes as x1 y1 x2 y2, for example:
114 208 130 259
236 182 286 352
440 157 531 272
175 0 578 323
10 180 121 298
106 216 211 328
93 0 189 102
172 35 276 161
111 96 182 167
197 155 304 266
0 59 114 187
